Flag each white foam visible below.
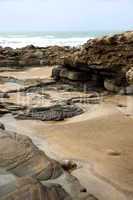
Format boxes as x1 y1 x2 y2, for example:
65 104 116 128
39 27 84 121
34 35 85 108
0 35 92 48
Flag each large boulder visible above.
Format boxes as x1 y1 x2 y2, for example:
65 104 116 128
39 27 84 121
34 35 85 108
0 130 63 180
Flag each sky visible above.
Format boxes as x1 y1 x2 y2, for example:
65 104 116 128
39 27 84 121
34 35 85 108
0 0 133 32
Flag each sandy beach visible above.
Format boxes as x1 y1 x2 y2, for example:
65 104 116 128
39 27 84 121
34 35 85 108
0 0 133 198
0 66 133 200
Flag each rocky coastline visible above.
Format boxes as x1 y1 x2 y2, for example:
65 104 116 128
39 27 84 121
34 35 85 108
0 31 133 200
0 31 132 93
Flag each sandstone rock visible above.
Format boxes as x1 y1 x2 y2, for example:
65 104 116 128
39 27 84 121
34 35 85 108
0 130 63 180
15 104 83 121
60 31 133 91
0 177 71 200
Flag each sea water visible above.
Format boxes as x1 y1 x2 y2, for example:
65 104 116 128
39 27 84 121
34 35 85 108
0 31 116 48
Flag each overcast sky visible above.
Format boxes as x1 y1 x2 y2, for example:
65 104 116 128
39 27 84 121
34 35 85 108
0 0 133 32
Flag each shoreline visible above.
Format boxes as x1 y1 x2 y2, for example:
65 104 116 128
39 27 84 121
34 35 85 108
0 31 133 199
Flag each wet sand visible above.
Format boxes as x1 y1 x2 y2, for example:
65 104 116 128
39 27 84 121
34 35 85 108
0 66 53 92
0 66 53 80
0 67 133 200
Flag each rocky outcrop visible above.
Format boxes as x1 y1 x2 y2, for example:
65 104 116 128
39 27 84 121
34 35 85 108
0 128 98 200
0 47 19 67
0 45 77 68
0 31 133 93
0 129 63 180
52 31 133 92
64 31 133 71
52 66 102 90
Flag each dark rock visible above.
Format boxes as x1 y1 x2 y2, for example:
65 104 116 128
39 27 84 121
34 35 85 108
15 104 83 121
52 65 63 80
52 66 91 82
0 122 5 130
0 92 9 98
0 45 77 68
0 104 9 116
60 160 77 172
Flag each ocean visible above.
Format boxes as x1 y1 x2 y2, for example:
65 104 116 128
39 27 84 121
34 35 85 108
0 31 117 48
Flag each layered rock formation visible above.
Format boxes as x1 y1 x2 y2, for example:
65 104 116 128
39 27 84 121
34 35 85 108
15 104 83 121
0 129 63 180
52 31 133 92
0 125 98 200
0 128 71 199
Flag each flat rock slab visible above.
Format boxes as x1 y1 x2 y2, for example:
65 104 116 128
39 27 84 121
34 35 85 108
14 104 83 121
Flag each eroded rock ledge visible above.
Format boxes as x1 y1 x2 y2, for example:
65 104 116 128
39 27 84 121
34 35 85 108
52 31 133 93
